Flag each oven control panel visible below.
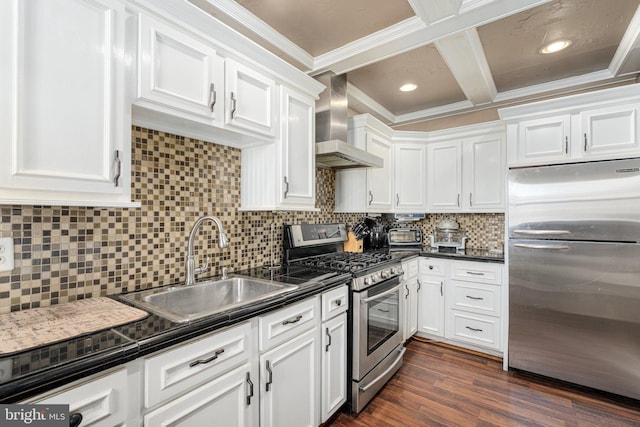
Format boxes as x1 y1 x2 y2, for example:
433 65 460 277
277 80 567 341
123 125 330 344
352 264 404 291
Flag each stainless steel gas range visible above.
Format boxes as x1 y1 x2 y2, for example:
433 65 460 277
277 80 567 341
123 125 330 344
284 223 405 414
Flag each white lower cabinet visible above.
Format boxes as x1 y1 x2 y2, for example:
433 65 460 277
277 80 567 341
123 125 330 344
144 362 258 427
417 257 505 355
260 327 320 427
321 313 347 422
402 258 419 340
27 367 132 427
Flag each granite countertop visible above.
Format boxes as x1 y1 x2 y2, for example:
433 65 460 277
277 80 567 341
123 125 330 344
374 247 504 263
0 268 352 403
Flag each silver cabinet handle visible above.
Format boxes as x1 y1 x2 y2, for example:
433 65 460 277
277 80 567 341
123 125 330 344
333 298 342 307
246 372 254 405
189 348 224 367
565 136 569 154
428 265 434 270
466 295 484 300
514 243 570 250
404 284 409 299
396 193 400 207
368 190 374 205
417 278 421 292
325 327 332 352
282 314 302 325
469 192 473 207
283 176 289 198
209 83 217 112
113 150 121 187
361 284 401 304
230 91 237 119
440 281 443 297
584 133 588 151
265 360 273 391
513 229 570 235
466 271 484 276
466 326 483 332
457 194 460 207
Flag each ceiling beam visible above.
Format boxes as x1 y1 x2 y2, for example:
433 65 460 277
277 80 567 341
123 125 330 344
313 0 552 75
609 4 640 76
434 28 497 105
408 0 462 24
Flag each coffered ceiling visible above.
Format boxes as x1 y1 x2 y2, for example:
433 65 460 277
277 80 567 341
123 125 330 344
190 0 640 130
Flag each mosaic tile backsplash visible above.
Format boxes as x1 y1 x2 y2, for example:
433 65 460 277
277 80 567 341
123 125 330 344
0 127 504 313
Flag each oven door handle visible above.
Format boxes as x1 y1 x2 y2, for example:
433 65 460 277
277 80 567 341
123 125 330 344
358 346 406 392
360 283 401 304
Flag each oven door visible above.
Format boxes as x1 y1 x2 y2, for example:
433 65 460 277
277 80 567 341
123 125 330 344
352 276 403 380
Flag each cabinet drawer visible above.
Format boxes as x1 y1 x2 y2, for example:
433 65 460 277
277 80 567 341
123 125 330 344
419 257 446 276
259 296 319 352
322 285 348 321
402 258 418 279
145 321 252 408
450 260 502 285
450 280 501 317
447 311 501 351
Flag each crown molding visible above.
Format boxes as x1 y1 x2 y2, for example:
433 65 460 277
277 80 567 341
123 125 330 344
609 4 640 76
347 83 396 124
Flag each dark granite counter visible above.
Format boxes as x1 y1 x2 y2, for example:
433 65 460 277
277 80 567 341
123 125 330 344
0 267 351 403
368 247 504 264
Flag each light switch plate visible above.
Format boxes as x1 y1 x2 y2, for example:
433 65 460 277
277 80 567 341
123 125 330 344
0 237 15 272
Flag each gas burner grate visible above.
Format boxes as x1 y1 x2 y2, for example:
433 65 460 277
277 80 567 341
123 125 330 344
290 252 393 273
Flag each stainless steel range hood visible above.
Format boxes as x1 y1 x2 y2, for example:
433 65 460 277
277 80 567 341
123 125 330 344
315 72 383 169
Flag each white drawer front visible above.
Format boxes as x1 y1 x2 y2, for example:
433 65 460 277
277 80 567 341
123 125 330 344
450 260 502 285
145 321 252 408
322 285 348 321
259 296 319 352
419 257 446 277
447 311 501 350
450 280 501 317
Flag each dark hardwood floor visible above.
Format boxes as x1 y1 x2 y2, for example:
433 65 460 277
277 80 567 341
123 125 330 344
330 338 640 427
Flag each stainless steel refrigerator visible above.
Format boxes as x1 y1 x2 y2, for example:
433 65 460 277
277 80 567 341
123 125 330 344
508 158 640 400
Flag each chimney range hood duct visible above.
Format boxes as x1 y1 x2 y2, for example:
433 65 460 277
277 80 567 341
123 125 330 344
315 72 383 169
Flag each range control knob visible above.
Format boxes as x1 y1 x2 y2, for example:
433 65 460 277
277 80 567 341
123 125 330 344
390 267 398 275
380 270 390 279
364 277 372 286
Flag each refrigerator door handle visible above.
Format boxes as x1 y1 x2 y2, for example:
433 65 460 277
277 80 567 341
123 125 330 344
513 230 570 236
514 243 570 250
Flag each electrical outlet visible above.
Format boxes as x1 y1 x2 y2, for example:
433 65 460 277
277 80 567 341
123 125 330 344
0 237 15 273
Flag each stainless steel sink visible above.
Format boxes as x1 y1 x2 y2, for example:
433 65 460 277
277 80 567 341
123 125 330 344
120 277 298 323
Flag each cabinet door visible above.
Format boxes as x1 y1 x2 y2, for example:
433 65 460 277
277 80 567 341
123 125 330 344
517 115 570 163
321 313 347 423
144 363 258 427
404 278 419 340
260 328 320 427
427 140 462 211
463 135 505 211
581 104 640 157
417 275 445 337
137 13 223 122
279 87 315 208
0 0 130 204
394 143 427 212
226 59 277 138
366 133 394 212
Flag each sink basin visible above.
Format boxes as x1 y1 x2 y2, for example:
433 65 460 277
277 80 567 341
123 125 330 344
120 277 298 323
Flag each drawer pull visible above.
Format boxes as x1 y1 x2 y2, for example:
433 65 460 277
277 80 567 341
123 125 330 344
246 372 254 405
377 308 390 313
333 299 342 307
465 326 483 332
282 314 303 325
466 295 484 301
189 348 225 367
265 360 273 391
466 271 485 276
429 265 434 270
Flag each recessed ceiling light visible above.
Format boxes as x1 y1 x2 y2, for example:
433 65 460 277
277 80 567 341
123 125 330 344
399 83 417 92
539 40 572 54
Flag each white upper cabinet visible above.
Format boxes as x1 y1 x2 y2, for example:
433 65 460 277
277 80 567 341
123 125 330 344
241 87 316 211
427 140 462 211
225 59 277 138
580 103 640 157
0 0 135 207
500 85 640 167
366 132 394 212
394 141 427 212
427 122 506 213
463 134 506 211
137 13 224 122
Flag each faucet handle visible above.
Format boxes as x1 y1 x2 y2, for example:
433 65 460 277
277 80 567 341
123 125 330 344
221 267 232 279
194 256 211 276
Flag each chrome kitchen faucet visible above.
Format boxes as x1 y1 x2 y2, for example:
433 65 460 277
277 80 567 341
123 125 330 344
186 215 230 285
